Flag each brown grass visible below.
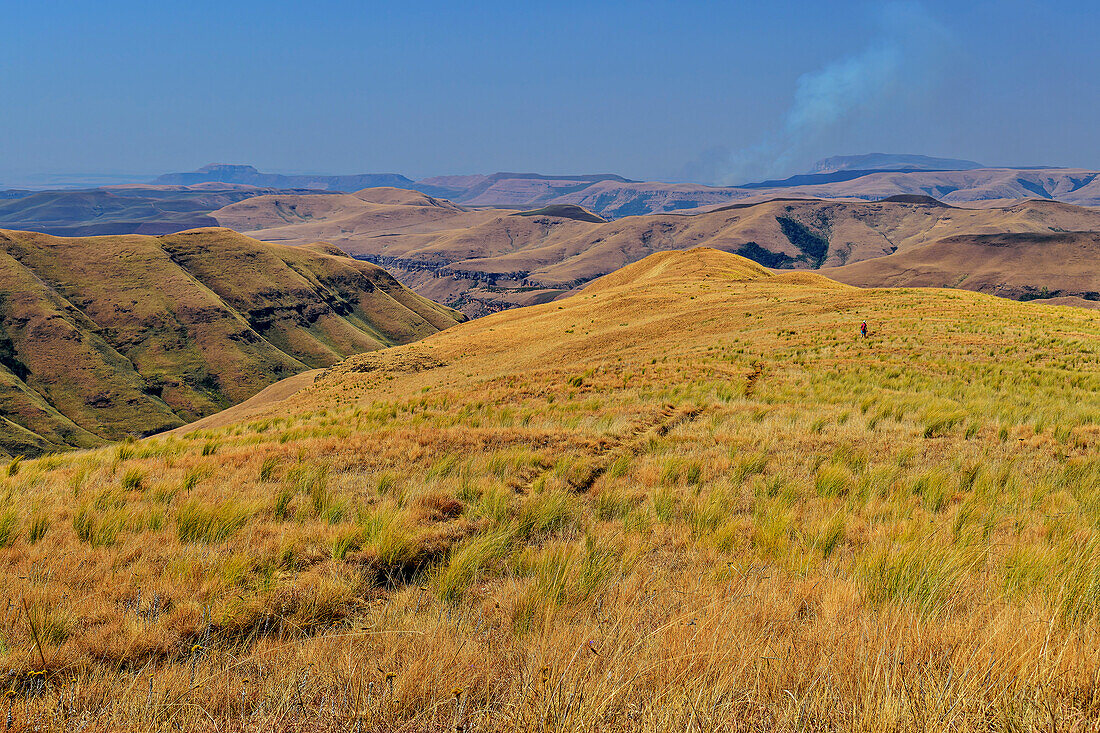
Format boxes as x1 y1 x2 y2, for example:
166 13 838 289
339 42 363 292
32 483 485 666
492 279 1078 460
0 249 1098 731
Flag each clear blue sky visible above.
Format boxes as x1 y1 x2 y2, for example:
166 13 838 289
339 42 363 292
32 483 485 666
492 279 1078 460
2 0 1097 184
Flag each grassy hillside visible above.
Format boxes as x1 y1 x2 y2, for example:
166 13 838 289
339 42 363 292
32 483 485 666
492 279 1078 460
824 230 1100 301
0 185 311 236
0 249 1097 729
0 227 463 456
216 190 1100 316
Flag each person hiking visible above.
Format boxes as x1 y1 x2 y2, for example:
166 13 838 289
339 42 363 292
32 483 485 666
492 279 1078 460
860 321 868 338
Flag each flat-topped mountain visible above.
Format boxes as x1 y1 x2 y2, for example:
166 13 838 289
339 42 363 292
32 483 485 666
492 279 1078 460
0 227 463 456
154 164 417 191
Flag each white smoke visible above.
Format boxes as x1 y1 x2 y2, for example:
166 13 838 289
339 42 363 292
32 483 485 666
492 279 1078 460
688 2 951 185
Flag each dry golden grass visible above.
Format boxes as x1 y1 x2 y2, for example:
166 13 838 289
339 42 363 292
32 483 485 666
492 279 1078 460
1 248 1099 731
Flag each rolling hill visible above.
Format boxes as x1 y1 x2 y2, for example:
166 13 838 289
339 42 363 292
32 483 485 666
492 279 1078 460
1 248 1097 729
214 189 1100 316
824 230 1100 301
0 227 463 456
0 184 330 236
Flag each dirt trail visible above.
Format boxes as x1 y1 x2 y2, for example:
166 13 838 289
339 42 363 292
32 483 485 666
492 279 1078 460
511 403 706 494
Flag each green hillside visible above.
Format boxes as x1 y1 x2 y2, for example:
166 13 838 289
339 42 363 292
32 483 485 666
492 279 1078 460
0 227 464 455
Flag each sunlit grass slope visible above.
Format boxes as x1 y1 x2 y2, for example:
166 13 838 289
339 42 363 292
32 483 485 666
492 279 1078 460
1 248 1099 731
0 227 464 456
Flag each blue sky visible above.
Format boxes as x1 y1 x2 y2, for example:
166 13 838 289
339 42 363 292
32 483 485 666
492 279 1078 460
2 0 1097 184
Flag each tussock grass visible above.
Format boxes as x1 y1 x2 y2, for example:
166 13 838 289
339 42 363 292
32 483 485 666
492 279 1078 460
1 258 1099 729
0 508 18 547
176 501 249 543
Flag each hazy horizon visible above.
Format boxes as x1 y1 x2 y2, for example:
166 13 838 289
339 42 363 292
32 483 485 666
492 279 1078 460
4 0 1098 186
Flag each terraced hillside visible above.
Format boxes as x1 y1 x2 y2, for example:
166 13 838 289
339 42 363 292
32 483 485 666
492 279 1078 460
0 227 463 456
0 249 1098 730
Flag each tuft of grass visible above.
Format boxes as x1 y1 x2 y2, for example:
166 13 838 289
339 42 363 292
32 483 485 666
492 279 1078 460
861 545 973 616
814 464 850 498
923 409 965 438
73 507 118 548
0 508 19 547
731 451 767 484
27 514 49 544
516 491 578 540
436 529 513 604
332 529 363 561
120 467 145 492
176 501 249 543
273 488 294 520
259 456 280 482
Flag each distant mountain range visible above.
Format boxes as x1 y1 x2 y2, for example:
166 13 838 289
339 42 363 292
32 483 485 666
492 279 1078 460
2 156 1099 237
809 153 985 174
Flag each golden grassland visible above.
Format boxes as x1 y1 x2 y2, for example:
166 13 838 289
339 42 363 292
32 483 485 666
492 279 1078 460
0 248 1099 731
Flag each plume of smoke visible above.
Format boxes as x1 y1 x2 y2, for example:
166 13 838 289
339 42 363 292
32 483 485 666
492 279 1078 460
685 2 951 186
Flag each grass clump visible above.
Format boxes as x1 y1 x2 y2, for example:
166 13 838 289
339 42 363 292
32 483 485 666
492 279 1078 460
436 529 513 604
259 456 280 482
176 501 249 543
861 545 972 616
814 464 851 497
0 508 19 547
120 467 145 492
923 409 965 438
73 507 119 548
27 514 49 544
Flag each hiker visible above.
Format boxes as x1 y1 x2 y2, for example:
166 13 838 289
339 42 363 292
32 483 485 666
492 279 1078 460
860 321 868 338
